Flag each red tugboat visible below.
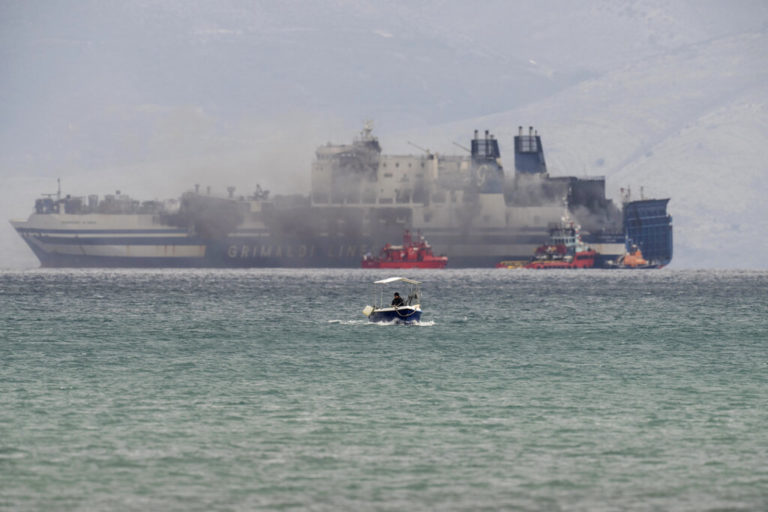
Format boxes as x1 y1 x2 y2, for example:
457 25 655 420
524 217 597 269
362 230 448 269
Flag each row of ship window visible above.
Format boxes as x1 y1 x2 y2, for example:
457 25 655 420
315 161 426 172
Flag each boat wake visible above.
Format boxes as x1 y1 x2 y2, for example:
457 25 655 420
327 319 435 326
367 319 436 326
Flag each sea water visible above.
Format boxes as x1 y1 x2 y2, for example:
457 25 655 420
0 269 766 511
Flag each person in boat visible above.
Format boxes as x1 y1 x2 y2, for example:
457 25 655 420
391 292 405 307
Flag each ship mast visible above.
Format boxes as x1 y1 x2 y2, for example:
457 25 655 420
452 142 471 153
407 141 432 156
561 189 572 224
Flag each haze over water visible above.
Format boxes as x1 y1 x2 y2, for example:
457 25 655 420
1 268 766 510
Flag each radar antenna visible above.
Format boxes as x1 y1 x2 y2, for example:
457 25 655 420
43 178 61 200
360 120 375 141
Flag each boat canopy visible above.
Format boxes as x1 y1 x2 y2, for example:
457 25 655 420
373 276 421 285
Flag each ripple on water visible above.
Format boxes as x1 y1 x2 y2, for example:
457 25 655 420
1 269 767 510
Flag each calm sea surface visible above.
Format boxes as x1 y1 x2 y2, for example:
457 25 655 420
1 269 766 511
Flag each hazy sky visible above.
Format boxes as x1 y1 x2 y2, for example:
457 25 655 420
3 1 765 181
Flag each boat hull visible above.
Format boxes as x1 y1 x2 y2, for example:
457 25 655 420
10 198 670 271
361 261 447 269
524 251 597 269
524 261 594 269
367 307 422 324
12 221 668 269
11 220 559 268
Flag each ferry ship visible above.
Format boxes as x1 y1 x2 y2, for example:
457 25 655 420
10 123 673 268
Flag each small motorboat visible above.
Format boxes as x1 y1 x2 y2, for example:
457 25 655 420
362 276 423 324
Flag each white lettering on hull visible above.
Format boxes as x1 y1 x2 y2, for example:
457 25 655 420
226 244 365 259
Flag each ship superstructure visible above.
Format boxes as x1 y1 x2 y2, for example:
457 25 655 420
10 123 672 268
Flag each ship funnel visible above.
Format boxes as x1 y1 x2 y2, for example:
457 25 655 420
470 128 503 193
514 125 547 174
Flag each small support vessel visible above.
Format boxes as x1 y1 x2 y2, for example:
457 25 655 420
524 215 597 269
362 230 447 269
362 277 423 324
495 260 525 269
607 244 663 269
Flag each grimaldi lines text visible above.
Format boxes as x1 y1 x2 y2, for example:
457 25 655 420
224 241 368 265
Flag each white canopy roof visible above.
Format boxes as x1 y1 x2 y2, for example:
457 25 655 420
373 277 421 285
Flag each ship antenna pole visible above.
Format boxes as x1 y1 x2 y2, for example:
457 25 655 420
452 142 471 153
57 178 61 201
407 141 432 156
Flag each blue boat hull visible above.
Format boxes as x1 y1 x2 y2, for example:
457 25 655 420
368 307 422 324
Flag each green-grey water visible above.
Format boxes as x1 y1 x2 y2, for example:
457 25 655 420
1 269 767 511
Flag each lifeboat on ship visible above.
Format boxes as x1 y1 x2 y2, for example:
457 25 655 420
362 230 448 269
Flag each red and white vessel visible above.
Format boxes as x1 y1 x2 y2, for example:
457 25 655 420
362 230 448 269
524 212 597 269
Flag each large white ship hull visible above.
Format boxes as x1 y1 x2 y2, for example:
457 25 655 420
12 212 610 268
